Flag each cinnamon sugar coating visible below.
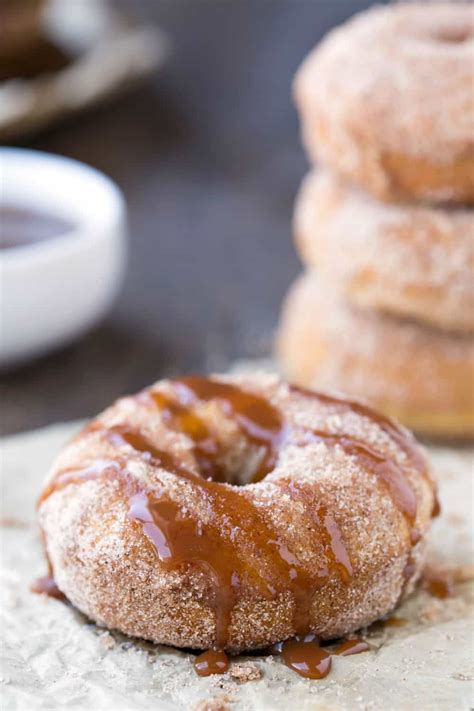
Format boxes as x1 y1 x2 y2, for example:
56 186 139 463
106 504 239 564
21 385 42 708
294 3 474 204
38 373 436 652
294 171 474 333
278 275 474 439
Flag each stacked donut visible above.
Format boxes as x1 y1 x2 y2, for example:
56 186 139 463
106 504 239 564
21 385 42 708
278 2 474 440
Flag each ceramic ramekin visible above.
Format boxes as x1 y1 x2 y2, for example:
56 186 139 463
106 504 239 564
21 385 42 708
0 148 127 368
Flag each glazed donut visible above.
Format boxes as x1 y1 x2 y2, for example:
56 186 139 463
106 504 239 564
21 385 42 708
38 374 436 653
294 171 474 333
278 275 474 440
294 3 474 204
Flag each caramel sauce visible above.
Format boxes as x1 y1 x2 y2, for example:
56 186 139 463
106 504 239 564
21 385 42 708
292 386 429 480
144 390 225 481
334 638 370 656
107 427 174 464
424 571 454 599
383 616 408 627
145 376 286 483
283 480 353 585
127 462 326 647
301 427 419 542
38 377 433 657
193 650 229 676
290 386 440 581
37 459 121 507
30 574 66 601
280 635 332 680
175 377 286 483
37 437 341 649
431 497 441 518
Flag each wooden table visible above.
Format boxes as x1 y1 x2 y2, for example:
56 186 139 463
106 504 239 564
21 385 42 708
0 0 375 434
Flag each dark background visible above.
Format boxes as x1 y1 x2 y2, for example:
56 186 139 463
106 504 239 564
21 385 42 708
1 0 383 435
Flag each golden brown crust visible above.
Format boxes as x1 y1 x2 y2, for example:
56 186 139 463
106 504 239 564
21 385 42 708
277 275 474 440
294 171 474 333
38 373 435 652
294 3 474 204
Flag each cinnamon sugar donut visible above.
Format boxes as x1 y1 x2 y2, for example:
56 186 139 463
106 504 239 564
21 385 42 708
295 171 474 333
278 275 474 440
38 374 436 653
294 3 474 204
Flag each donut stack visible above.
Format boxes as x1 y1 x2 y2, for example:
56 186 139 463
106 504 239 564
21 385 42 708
278 2 474 440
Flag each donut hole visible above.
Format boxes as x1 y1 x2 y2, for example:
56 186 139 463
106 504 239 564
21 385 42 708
194 402 268 486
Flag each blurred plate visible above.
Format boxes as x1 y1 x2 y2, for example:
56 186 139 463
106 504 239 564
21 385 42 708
0 0 169 140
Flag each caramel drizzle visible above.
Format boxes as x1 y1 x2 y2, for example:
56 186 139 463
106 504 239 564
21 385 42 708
423 570 454 599
334 638 370 656
143 376 286 483
30 573 66 601
282 480 353 586
123 434 323 646
175 377 287 483
294 387 429 477
38 377 432 650
37 459 121 507
302 428 419 542
149 378 428 535
291 385 439 533
290 386 437 600
38 425 340 648
142 390 226 482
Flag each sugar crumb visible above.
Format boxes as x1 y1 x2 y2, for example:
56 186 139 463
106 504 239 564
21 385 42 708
229 662 262 682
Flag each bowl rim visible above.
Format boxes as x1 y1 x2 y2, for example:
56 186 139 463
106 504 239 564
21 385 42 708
0 147 126 269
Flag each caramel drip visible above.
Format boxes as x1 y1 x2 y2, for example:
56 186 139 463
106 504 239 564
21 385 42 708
291 386 433 610
127 464 323 647
431 496 441 518
30 574 66 601
37 459 121 507
424 571 454 599
147 377 423 552
427 577 453 599
280 635 332 679
292 385 429 478
165 376 286 482
36 426 330 648
302 428 419 542
107 427 177 465
193 650 229 676
334 638 370 656
283 480 353 586
384 616 408 627
292 385 433 543
144 390 227 481
368 615 408 632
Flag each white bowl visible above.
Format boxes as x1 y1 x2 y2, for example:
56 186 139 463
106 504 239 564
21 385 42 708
0 148 127 368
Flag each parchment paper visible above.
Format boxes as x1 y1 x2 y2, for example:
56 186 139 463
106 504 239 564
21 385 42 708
1 418 473 710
